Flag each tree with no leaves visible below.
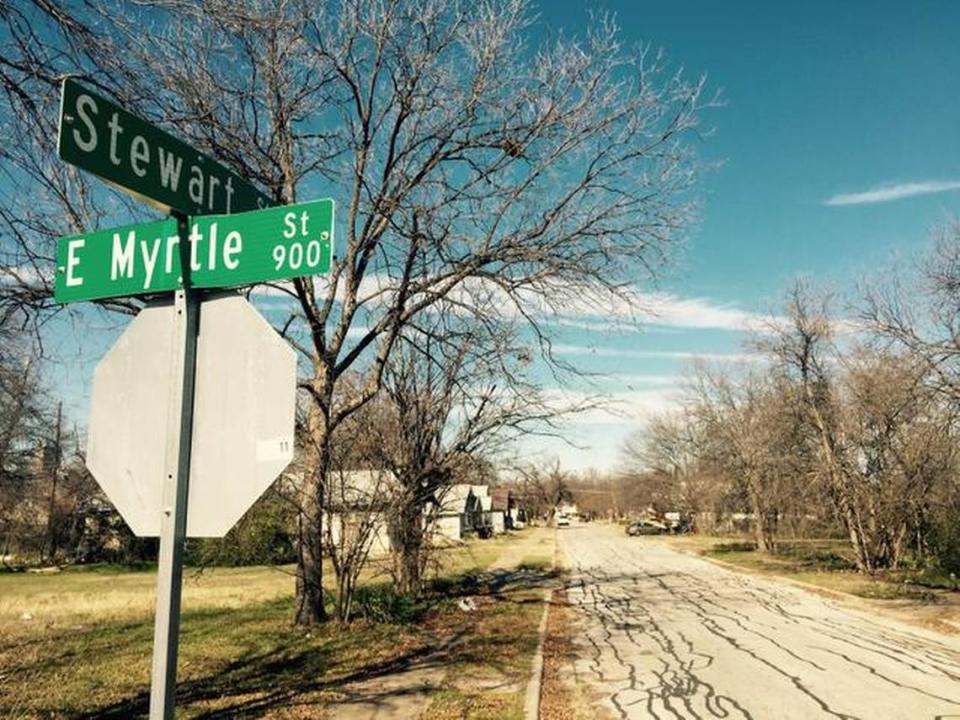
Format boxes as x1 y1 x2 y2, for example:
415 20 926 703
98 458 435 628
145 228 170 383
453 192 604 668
686 364 810 554
375 313 572 598
0 1 712 623
862 222 960 404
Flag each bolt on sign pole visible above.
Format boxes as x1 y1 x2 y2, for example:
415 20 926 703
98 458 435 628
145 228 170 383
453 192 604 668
149 211 200 720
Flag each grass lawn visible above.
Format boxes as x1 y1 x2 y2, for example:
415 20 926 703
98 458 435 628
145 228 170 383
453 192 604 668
663 534 960 632
0 527 556 719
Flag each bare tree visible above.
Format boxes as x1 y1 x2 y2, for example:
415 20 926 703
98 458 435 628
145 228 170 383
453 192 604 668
840 350 955 569
686 365 809 553
322 467 395 622
863 222 960 403
515 459 574 522
0 1 712 623
370 313 573 597
620 408 723 518
759 280 958 570
859 225 960 572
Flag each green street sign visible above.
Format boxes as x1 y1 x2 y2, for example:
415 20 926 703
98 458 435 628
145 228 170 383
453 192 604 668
58 78 272 215
54 199 334 303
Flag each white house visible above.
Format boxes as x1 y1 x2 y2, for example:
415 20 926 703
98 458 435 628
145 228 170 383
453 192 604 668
324 469 397 557
325 476 506 548
430 483 478 541
488 488 512 533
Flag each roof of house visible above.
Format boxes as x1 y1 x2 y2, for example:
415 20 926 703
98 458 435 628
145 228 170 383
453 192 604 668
479 495 493 512
326 469 398 509
489 488 511 512
435 483 475 515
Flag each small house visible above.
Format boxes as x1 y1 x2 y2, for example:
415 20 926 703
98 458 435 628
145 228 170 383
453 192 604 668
430 483 479 541
324 469 397 557
488 487 512 533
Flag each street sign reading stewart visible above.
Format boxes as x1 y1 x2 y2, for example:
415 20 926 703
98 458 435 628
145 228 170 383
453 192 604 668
58 77 272 215
54 198 334 303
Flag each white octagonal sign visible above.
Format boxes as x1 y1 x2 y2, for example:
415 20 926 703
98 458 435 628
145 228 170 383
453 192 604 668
86 293 296 537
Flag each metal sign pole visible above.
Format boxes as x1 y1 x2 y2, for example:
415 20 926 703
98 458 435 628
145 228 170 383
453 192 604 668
149 211 200 719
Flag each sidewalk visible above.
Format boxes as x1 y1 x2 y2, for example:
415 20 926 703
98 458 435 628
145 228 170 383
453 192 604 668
330 526 557 720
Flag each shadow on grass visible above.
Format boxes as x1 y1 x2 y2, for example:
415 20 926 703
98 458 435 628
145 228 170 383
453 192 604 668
8 566 562 719
75 631 458 719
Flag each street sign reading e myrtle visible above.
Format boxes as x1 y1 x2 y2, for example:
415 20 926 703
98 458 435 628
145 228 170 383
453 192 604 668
54 77 332 720
54 198 334 302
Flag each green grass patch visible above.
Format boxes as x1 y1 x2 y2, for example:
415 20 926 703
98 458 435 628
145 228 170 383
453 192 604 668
0 527 557 719
677 535 951 604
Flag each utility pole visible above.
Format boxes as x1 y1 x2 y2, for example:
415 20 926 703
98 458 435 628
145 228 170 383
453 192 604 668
44 401 63 564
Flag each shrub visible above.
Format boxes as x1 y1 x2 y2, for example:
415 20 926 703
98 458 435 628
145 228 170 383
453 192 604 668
185 492 296 567
350 584 427 623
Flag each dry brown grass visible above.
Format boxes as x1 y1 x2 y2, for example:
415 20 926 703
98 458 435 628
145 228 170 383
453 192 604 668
0 527 558 719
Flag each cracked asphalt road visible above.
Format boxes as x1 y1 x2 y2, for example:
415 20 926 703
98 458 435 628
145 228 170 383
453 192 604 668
558 523 960 720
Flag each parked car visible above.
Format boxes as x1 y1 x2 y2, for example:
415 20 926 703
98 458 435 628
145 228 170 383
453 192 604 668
556 514 571 527
626 519 667 536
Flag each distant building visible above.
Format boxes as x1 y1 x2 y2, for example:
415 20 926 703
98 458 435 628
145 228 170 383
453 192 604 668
324 469 397 557
431 483 481 541
325 475 511 548
488 488 515 533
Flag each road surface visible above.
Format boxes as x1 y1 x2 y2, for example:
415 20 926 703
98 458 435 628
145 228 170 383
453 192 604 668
558 523 960 720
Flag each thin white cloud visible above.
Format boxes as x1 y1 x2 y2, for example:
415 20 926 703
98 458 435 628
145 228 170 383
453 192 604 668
552 344 763 363
522 288 775 333
825 180 960 206
634 293 772 331
253 275 778 333
542 387 682 426
608 373 682 386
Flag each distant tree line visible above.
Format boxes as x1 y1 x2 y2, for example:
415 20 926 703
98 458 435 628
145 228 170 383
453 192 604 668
618 226 960 575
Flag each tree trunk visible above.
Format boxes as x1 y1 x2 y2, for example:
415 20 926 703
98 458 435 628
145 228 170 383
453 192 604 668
393 495 426 597
43 402 63 565
749 488 777 554
295 469 326 624
803 395 874 574
762 510 779 555
294 398 331 625
838 492 873 573
335 569 355 624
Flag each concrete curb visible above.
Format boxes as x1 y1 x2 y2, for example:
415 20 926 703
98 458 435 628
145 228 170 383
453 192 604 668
523 587 552 720
524 531 558 720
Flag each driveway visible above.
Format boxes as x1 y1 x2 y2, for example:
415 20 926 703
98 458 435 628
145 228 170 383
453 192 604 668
557 523 960 720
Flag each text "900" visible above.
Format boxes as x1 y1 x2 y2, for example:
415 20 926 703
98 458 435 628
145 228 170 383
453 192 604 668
274 210 329 271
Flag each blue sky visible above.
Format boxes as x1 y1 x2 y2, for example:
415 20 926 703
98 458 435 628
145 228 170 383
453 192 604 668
42 1 960 472
516 0 960 470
